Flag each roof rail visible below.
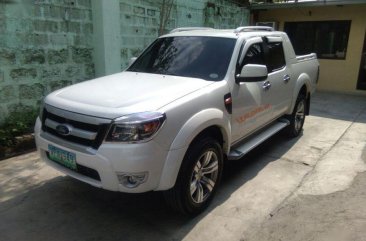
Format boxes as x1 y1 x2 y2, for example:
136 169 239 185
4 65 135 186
169 27 214 33
234 26 274 33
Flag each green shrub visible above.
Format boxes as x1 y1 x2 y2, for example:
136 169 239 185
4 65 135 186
0 108 38 147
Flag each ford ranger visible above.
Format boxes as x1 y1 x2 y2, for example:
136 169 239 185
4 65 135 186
35 26 319 214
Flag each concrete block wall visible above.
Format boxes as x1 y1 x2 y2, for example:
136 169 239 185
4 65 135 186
0 0 94 123
0 0 249 123
119 0 160 68
119 0 249 68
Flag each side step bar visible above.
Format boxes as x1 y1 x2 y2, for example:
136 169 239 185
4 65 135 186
228 119 290 160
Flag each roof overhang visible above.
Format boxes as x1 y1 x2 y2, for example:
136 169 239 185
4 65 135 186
250 0 366 10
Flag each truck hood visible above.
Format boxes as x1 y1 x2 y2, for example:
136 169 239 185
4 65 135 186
45 71 213 119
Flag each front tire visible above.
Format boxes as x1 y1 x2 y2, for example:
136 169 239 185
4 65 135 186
164 137 223 215
284 94 306 138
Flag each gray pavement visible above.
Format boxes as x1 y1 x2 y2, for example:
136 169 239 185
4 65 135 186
0 92 366 241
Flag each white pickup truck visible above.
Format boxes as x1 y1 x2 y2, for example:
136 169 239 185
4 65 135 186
35 26 319 214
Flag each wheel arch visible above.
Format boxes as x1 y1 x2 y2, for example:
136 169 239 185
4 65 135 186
156 108 231 190
290 73 311 115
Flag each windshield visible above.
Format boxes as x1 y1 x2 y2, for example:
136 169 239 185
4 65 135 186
127 36 236 81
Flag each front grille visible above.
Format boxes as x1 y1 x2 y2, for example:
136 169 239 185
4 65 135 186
42 108 110 149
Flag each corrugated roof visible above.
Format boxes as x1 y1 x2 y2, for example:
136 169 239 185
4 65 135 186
250 0 366 10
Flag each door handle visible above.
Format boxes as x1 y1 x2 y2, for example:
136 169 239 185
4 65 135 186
262 81 271 91
284 74 291 83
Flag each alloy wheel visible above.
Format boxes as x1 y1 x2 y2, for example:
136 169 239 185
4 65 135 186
189 150 219 204
295 100 305 132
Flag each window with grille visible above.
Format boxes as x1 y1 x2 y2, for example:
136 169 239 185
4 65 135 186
284 20 351 60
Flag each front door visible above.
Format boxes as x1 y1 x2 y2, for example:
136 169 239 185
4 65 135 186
231 37 273 143
357 31 366 90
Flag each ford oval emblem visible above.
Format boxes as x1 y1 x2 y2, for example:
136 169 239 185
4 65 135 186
56 124 72 136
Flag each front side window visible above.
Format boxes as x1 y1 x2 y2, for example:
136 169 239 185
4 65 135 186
284 20 351 60
242 43 265 66
128 36 236 81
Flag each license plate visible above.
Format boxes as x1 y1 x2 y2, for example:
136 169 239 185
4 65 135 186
48 145 77 171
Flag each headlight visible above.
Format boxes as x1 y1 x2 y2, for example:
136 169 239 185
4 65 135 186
106 112 166 143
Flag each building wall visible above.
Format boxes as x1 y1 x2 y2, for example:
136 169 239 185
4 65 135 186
0 0 249 124
257 4 366 95
0 0 94 123
119 0 249 68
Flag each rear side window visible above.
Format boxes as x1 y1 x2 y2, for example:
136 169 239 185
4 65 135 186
266 42 286 73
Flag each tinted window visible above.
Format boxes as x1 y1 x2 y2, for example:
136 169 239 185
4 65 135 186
284 20 351 59
128 36 236 81
266 42 286 72
242 43 265 66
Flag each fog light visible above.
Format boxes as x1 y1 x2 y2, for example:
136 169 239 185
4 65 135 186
117 172 148 188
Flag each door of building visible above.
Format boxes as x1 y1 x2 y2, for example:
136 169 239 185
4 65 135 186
357 32 366 90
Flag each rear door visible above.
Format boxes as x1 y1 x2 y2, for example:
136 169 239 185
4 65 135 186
263 37 294 118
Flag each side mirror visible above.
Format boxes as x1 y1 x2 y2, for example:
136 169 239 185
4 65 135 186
129 57 137 66
236 64 268 83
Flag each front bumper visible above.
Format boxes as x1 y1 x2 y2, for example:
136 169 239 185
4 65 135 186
34 118 171 193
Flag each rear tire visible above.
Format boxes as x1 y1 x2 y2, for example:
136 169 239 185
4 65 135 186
284 94 306 138
163 136 223 215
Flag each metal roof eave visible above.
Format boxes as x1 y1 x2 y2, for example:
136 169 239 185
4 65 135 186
250 0 366 10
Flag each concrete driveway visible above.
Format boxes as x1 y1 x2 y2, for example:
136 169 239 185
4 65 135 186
1 92 366 241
